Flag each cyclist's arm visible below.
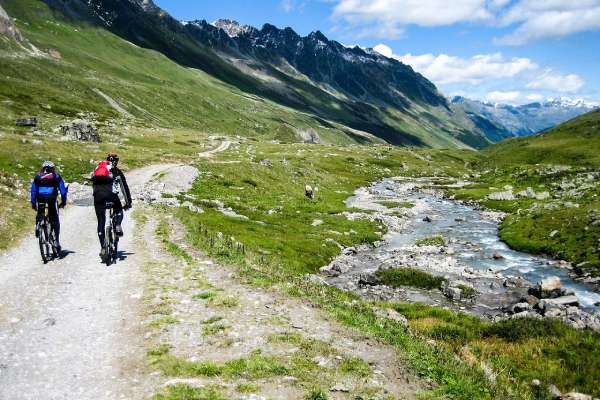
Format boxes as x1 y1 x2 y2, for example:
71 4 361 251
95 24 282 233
118 170 132 206
57 175 68 204
30 180 37 208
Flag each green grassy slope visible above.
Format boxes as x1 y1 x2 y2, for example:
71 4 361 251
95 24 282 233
484 109 600 166
0 0 367 144
171 142 599 399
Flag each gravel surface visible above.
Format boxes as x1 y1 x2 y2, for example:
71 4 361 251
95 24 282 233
0 164 183 400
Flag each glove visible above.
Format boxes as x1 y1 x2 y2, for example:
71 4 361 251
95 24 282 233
59 202 66 209
31 203 37 211
124 203 132 211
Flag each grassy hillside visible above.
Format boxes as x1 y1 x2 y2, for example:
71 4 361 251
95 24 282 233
451 110 600 276
1 0 374 144
484 109 600 166
0 0 378 248
162 142 599 399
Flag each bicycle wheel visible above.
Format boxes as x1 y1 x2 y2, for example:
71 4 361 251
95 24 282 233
104 225 113 266
39 222 51 264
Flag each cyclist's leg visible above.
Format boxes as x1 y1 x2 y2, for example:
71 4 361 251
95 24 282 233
94 200 107 246
48 200 60 247
113 197 124 236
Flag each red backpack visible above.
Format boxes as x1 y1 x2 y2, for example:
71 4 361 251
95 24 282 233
93 160 113 179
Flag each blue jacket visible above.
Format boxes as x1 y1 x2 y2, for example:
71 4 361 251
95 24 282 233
30 172 67 206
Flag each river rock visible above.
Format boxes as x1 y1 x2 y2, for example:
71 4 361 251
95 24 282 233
320 257 353 277
533 276 563 298
492 251 504 260
539 295 579 311
358 273 380 286
443 286 462 301
510 302 531 314
423 215 432 223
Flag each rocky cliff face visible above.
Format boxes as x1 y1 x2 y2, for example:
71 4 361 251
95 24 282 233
0 4 25 43
186 19 447 111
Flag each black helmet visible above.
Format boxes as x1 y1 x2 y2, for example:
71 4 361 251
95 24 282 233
107 153 119 164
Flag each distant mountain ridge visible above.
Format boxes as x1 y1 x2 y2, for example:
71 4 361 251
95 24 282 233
34 0 497 148
451 96 598 137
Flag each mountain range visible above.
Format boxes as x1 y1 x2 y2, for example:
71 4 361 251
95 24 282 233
0 0 595 149
14 0 503 148
452 96 597 137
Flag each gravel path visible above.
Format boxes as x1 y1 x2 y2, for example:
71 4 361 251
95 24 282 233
0 164 180 400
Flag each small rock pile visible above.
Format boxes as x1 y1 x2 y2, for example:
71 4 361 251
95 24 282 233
505 276 600 330
60 119 101 142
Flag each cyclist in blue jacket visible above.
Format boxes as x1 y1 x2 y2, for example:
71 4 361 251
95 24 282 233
31 161 67 253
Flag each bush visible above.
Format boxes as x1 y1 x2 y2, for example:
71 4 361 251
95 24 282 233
415 235 446 247
376 268 447 290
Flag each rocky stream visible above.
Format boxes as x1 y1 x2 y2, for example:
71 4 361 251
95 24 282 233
319 177 600 331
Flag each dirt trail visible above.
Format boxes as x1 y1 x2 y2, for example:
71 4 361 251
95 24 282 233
198 140 232 158
0 165 176 400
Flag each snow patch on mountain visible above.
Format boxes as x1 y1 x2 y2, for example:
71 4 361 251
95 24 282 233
451 96 598 137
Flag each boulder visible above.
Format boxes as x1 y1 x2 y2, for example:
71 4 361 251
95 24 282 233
488 190 515 201
61 119 100 142
539 295 579 311
539 276 562 298
492 251 504 260
374 308 408 326
423 215 432 223
16 117 37 127
510 302 531 314
443 286 462 301
516 187 536 199
358 273 380 286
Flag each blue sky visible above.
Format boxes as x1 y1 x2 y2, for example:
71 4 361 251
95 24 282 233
155 0 600 105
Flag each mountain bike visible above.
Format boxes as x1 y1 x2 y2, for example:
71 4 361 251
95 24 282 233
102 201 119 266
36 203 59 264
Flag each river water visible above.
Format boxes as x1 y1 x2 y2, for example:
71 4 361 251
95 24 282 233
350 178 600 312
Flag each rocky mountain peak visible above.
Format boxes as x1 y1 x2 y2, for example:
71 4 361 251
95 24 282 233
212 18 254 37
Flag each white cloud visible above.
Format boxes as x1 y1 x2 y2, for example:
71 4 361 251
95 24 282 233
330 0 600 44
486 90 521 103
526 69 585 93
373 43 393 57
280 0 308 13
373 45 588 103
496 1 600 45
332 0 492 38
374 47 537 85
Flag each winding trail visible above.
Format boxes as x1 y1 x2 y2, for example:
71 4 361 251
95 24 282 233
197 140 231 158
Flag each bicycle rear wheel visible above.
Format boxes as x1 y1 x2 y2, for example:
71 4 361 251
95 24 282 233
38 223 51 264
104 225 113 266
